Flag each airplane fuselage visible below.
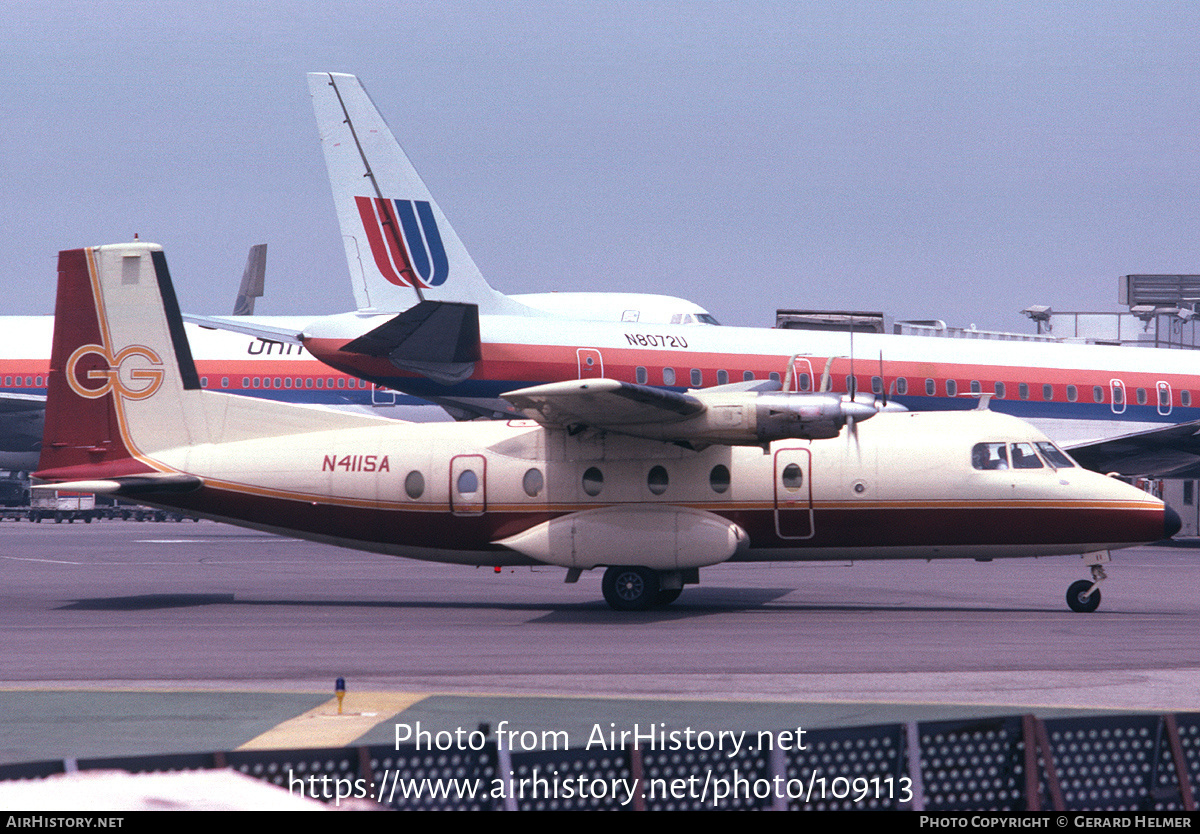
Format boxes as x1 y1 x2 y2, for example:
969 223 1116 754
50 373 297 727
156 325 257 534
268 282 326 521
302 312 1200 455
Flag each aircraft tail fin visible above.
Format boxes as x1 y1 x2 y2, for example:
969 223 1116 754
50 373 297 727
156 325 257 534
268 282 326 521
232 243 267 315
38 244 203 480
38 243 387 483
309 72 523 315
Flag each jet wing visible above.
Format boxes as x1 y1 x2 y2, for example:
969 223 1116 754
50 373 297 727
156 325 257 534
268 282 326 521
0 392 46 412
502 379 705 430
1066 419 1200 478
181 314 304 346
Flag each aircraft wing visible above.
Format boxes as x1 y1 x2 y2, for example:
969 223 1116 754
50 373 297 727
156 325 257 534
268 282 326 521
502 378 878 446
0 392 46 412
502 379 705 430
182 314 304 346
1066 419 1200 478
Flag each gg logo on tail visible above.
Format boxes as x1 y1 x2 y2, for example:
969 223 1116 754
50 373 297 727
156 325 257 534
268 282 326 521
65 343 165 401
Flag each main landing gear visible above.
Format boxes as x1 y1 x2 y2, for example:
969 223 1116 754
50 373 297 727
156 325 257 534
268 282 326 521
1065 553 1109 613
601 566 689 611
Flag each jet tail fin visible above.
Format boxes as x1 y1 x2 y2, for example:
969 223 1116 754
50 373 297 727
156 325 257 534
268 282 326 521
309 72 525 316
232 243 267 315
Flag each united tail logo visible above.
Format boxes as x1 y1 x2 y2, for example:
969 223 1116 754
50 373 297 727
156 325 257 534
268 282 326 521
355 196 449 288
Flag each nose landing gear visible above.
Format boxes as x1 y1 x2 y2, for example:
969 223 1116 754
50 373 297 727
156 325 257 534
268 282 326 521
1066 556 1109 613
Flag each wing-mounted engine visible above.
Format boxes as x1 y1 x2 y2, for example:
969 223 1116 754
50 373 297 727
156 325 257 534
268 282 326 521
500 378 888 447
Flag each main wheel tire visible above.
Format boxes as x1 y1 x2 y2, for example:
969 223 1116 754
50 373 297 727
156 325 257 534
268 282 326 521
655 587 683 606
1066 579 1101 613
602 566 659 611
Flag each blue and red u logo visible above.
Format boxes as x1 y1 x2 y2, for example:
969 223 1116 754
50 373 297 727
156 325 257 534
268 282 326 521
355 197 449 288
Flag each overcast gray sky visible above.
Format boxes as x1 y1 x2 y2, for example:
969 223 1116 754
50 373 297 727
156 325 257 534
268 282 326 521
3 1 1198 330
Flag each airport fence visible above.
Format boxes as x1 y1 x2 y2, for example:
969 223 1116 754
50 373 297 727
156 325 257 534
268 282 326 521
0 711 1196 810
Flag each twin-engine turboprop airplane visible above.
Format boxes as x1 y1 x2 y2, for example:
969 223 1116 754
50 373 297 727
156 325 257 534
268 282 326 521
36 243 1178 611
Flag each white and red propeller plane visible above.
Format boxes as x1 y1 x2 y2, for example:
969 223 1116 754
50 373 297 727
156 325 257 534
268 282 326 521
192 72 1200 482
34 242 1178 611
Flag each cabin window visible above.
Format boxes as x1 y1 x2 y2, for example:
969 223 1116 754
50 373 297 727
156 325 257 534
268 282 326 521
522 468 543 497
305 378 313 389
744 371 755 381
200 377 208 388
1034 441 1075 469
797 372 810 391
221 377 229 389
718 370 729 386
1136 387 1147 405
315 378 324 389
1113 385 1125 405
690 369 702 387
925 378 935 396
1093 386 1103 403
3 377 9 386
662 368 676 386
1183 390 1192 407
636 366 648 384
252 378 261 389
994 382 1005 399
404 471 425 499
769 372 781 383
337 378 346 389
971 443 1009 470
709 465 731 494
1010 443 1044 469
781 463 804 491
36 376 43 387
1019 383 1029 400
896 377 908 395
647 465 669 496
274 377 282 389
242 377 250 388
1043 384 1053 401
871 376 883 395
946 379 958 397
456 470 479 495
1066 385 1078 402
582 466 604 497
970 380 982 395
845 375 857 395
1160 387 1170 408
284 378 292 389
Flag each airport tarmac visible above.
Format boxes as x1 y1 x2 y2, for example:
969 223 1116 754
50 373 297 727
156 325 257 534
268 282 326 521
1 519 1198 765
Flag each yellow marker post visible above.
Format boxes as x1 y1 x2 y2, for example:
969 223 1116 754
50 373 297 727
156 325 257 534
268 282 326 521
335 677 346 715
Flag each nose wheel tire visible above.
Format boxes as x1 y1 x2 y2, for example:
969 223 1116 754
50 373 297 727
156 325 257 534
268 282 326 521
1066 579 1101 613
602 566 659 611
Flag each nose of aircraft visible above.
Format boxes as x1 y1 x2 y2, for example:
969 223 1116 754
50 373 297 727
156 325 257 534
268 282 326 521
1163 504 1182 540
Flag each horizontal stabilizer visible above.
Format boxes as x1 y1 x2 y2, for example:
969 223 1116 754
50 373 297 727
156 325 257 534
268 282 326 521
32 473 203 496
341 300 481 364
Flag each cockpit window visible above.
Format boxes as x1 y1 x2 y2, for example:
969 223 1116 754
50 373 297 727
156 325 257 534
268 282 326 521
672 313 721 325
1009 443 1044 469
1034 441 1076 469
971 443 1010 470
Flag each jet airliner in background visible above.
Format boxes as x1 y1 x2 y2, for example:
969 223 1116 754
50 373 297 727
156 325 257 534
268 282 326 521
33 241 1177 611
223 72 1200 481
